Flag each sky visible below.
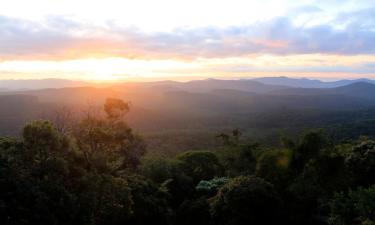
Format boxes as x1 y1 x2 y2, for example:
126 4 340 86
0 0 374 81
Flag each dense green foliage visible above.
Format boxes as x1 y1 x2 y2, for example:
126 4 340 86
329 185 375 225
210 176 281 225
1 98 375 225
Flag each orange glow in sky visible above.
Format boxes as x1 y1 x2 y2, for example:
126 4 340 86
0 0 374 81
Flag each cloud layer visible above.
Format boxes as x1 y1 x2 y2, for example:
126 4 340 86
0 0 374 80
1 6 375 61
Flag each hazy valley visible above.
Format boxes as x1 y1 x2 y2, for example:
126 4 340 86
1 77 375 156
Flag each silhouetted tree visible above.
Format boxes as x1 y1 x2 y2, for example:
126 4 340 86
74 98 145 172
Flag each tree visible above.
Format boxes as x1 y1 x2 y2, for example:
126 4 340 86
22 120 61 163
345 140 375 187
290 130 330 173
256 149 292 189
210 176 282 225
216 129 242 146
196 177 229 195
329 185 375 225
0 100 147 225
76 173 133 225
104 98 130 121
140 157 174 184
287 155 348 225
177 151 223 184
216 144 257 177
0 121 78 225
176 197 211 225
50 106 76 134
125 175 171 225
74 98 146 172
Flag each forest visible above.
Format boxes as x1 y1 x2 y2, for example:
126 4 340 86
1 97 375 225
1 79 375 156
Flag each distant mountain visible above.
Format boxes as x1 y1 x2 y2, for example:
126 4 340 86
180 79 287 93
270 82 375 101
328 79 375 88
1 79 375 137
210 89 256 97
5 79 374 110
333 82 375 100
0 79 90 91
2 77 374 92
14 86 119 104
253 76 375 88
253 77 325 88
117 78 289 94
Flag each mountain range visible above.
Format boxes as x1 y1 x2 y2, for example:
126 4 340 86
252 77 375 88
1 77 375 91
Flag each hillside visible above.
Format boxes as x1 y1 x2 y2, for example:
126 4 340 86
270 82 375 100
1 79 375 153
253 77 375 88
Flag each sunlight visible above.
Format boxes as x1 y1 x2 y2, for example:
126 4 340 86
0 58 201 81
1 54 375 81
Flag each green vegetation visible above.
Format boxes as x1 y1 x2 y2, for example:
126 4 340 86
1 98 375 225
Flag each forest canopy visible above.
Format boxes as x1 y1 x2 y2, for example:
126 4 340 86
1 98 375 225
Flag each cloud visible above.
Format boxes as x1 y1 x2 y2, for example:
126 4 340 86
0 7 375 61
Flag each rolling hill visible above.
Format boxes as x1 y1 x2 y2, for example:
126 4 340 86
1 79 375 151
253 76 375 88
270 82 375 100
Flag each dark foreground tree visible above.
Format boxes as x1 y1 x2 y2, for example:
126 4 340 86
74 98 146 172
210 176 282 225
345 140 375 187
2 100 375 225
0 99 156 225
177 151 223 184
329 185 375 225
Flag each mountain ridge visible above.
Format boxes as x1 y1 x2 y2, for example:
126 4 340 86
1 77 375 91
253 76 375 88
